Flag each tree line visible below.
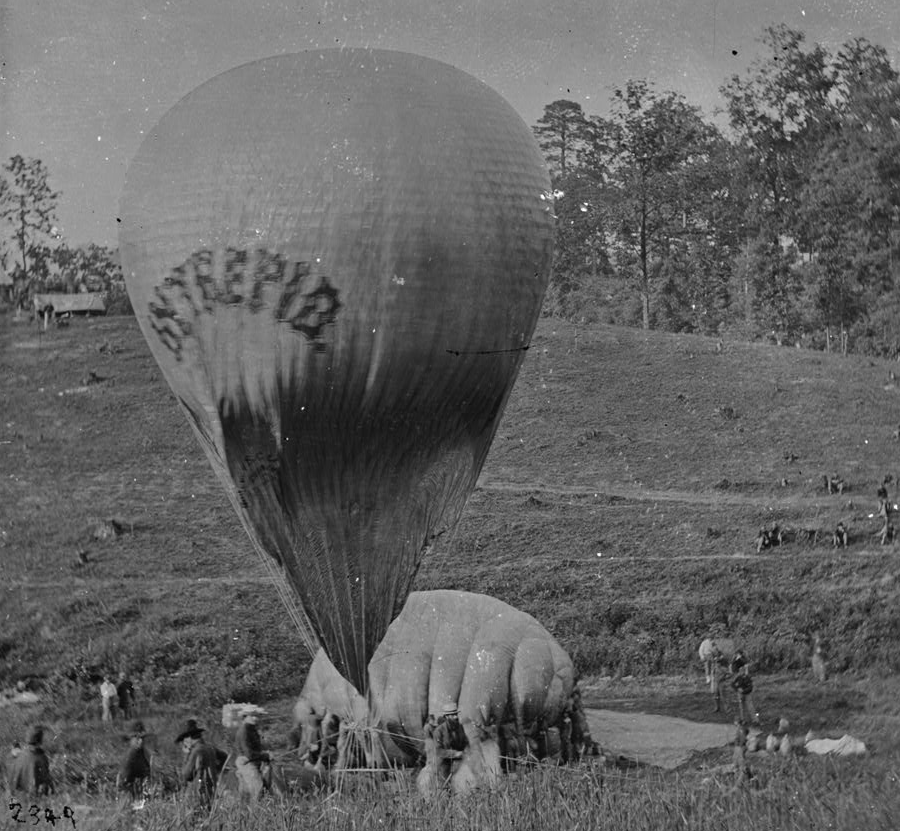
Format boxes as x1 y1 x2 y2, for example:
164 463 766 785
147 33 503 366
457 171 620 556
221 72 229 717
533 25 900 355
0 155 128 314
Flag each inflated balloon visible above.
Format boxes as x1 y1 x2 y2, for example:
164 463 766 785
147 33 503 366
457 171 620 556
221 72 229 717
119 49 554 692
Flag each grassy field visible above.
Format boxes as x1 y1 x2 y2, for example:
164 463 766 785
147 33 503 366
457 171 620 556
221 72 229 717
2 312 900 828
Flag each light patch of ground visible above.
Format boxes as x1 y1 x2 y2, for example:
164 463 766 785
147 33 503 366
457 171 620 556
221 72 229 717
585 708 735 770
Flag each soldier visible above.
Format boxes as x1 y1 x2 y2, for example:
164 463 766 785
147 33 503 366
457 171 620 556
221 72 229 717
176 719 228 813
730 653 759 726
710 645 730 713
569 686 596 759
432 702 468 785
832 522 849 548
8 726 54 797
234 709 272 800
811 636 827 683
877 486 892 545
100 675 118 722
117 720 151 809
732 721 753 785
117 672 136 720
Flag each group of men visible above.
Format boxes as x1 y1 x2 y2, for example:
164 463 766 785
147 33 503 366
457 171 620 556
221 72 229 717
9 691 598 805
421 688 597 788
756 481 896 553
6 714 240 814
99 672 136 722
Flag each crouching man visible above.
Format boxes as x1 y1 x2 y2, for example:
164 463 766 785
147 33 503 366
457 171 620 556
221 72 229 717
432 702 468 785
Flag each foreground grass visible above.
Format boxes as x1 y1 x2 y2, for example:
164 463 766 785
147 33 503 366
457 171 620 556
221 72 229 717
3 672 899 831
6 752 898 831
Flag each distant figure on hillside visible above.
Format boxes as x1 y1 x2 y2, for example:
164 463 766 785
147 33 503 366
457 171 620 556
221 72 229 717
8 726 54 797
832 522 849 549
117 672 136 720
755 525 783 553
100 675 118 722
811 636 827 683
824 475 846 495
877 486 893 545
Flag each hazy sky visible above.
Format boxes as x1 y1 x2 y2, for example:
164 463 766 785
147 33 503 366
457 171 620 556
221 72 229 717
2 0 898 248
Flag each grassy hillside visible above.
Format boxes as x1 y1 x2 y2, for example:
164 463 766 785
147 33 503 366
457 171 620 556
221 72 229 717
2 314 900 699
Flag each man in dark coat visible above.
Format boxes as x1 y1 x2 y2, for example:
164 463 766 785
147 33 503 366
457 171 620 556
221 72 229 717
117 672 136 720
8 726 54 796
177 719 227 812
117 720 151 807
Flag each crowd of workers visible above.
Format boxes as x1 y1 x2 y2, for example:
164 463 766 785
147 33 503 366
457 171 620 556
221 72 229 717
5 674 601 810
755 479 896 553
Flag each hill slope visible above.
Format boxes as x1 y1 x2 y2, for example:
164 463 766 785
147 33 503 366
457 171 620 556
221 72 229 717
2 315 899 695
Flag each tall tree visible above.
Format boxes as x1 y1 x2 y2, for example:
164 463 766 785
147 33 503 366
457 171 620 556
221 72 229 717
0 155 61 307
532 100 587 182
721 25 836 239
598 81 722 329
798 39 900 349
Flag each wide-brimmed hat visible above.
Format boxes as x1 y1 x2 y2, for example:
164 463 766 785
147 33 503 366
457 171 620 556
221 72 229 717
175 718 204 744
124 720 148 738
441 702 459 716
25 726 44 745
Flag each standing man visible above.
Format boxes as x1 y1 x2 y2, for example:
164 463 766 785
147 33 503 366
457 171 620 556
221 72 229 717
100 675 118 722
730 653 759 726
117 720 152 809
176 719 227 813
877 486 892 545
8 726 54 796
710 645 730 713
117 672 136 720
234 709 271 800
432 702 468 785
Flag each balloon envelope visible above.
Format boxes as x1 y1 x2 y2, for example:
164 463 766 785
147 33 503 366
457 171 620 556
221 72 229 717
119 49 554 692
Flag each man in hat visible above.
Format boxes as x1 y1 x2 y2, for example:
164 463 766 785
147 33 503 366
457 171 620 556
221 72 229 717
117 720 151 808
8 726 54 796
234 709 272 800
730 656 760 726
431 702 468 784
177 719 228 812
100 674 118 722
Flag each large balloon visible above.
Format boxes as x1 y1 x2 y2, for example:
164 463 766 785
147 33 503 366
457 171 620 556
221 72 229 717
119 49 554 690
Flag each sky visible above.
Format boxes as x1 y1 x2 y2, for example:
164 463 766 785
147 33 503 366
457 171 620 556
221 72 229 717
1 0 898 248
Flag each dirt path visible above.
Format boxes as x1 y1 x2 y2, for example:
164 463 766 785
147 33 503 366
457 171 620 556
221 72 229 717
478 477 843 509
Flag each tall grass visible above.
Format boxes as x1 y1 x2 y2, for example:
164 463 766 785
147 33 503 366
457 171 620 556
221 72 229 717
27 757 899 831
